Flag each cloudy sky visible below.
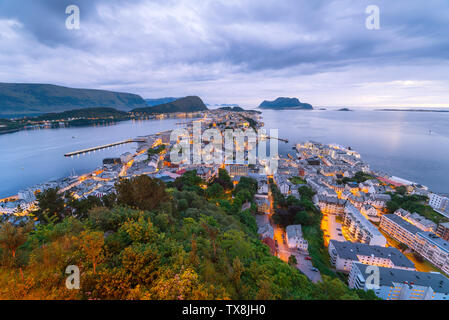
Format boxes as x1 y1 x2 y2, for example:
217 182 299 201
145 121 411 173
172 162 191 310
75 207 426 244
0 0 448 108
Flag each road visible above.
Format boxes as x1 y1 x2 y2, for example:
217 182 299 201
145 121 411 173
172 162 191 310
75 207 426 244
266 178 322 283
321 213 346 246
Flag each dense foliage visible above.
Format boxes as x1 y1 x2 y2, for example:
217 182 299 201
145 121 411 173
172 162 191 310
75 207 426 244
0 173 374 300
386 193 448 224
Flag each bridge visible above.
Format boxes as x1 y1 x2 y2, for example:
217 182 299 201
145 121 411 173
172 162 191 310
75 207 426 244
64 138 147 157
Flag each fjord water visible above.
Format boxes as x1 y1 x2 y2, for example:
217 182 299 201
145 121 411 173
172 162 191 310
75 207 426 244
261 109 449 194
0 118 186 198
0 110 448 198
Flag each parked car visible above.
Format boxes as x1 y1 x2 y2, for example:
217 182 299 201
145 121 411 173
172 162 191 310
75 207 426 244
305 257 312 261
310 267 319 272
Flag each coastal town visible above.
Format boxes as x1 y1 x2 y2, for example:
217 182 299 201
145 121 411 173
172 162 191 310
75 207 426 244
2 108 449 300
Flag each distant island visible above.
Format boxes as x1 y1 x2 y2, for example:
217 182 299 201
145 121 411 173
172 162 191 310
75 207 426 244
337 108 353 112
131 96 208 114
208 103 241 108
259 97 313 110
0 83 147 116
218 106 245 112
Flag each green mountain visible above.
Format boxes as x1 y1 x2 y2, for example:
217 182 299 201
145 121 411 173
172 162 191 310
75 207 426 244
259 97 313 110
132 96 208 114
0 83 147 115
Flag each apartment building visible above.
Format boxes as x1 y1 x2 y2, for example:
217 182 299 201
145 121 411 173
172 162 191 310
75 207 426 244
314 194 347 215
343 203 387 247
437 222 449 241
380 214 421 249
414 232 449 275
329 240 415 273
394 208 437 232
349 262 449 300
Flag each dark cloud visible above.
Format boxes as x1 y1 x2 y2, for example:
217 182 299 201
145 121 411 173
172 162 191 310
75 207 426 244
0 0 448 106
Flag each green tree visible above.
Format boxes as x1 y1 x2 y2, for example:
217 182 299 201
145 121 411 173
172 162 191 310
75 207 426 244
35 188 66 223
116 175 168 211
0 220 33 262
288 255 298 266
206 183 225 200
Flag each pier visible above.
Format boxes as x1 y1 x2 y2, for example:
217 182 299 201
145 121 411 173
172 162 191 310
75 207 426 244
268 136 289 143
64 138 147 157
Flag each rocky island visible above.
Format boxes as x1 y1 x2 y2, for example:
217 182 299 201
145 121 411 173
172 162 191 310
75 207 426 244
259 97 313 110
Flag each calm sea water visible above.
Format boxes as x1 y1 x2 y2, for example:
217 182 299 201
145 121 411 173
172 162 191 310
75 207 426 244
260 109 449 193
1 110 448 198
0 118 187 198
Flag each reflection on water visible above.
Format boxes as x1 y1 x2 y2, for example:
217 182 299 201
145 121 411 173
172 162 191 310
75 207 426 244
260 109 449 193
0 118 185 197
1 110 449 197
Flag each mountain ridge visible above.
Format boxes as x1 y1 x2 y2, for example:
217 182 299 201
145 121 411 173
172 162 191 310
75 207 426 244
0 83 147 115
132 96 208 114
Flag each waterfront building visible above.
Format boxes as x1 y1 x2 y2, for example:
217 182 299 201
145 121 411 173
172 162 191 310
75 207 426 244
429 193 449 214
120 152 133 164
329 240 415 273
343 203 387 247
348 262 449 300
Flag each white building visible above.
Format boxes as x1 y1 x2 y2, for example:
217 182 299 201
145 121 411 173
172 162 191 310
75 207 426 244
360 204 380 222
380 214 421 249
394 209 437 232
429 193 449 214
414 232 449 275
286 225 308 252
349 262 449 300
343 203 387 247
329 240 415 274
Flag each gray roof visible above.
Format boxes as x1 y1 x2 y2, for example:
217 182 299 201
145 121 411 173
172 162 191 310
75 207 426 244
330 240 415 269
354 263 449 294
417 232 449 254
382 214 421 235
286 225 303 239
